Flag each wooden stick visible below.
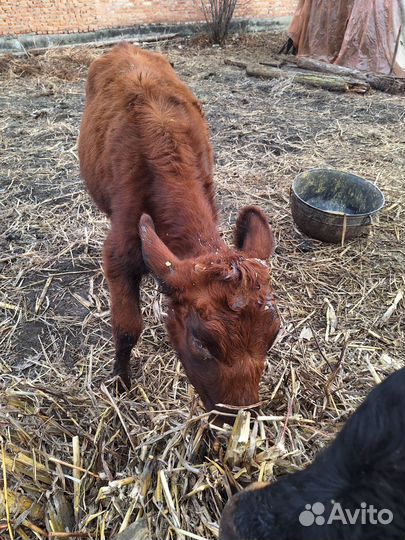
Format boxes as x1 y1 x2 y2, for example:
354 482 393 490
246 64 369 93
390 25 402 75
341 214 348 247
225 56 404 94
296 57 405 94
224 57 248 68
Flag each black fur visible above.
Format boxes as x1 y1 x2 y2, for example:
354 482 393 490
220 368 405 540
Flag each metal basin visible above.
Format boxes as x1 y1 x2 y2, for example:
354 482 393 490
290 169 385 243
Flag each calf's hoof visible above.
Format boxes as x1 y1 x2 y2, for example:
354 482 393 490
111 368 131 393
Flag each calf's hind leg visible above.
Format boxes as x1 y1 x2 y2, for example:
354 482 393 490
103 231 146 389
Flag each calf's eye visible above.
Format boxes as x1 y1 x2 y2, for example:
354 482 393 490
191 336 211 358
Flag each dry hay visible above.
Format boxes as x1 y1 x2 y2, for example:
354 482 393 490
0 47 98 81
0 32 404 539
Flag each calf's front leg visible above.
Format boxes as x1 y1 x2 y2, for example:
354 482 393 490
103 232 145 389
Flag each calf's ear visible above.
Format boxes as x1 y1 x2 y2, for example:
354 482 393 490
139 214 183 290
234 206 275 259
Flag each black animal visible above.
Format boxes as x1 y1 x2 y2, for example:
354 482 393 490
219 368 405 540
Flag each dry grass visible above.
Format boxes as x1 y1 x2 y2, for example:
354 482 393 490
0 32 404 539
0 47 97 80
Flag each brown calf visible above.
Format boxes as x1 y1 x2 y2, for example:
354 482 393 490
78 43 280 412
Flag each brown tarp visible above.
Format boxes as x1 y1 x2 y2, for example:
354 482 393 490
288 0 405 77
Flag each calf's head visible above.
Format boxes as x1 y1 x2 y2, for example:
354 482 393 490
139 207 280 413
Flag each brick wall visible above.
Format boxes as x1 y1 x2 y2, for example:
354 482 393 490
0 1 297 37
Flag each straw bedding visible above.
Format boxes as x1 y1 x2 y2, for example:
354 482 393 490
0 32 404 539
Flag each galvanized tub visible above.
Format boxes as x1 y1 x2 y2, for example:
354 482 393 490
290 169 385 244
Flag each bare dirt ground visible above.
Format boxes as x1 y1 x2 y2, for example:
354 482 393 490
0 32 404 539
